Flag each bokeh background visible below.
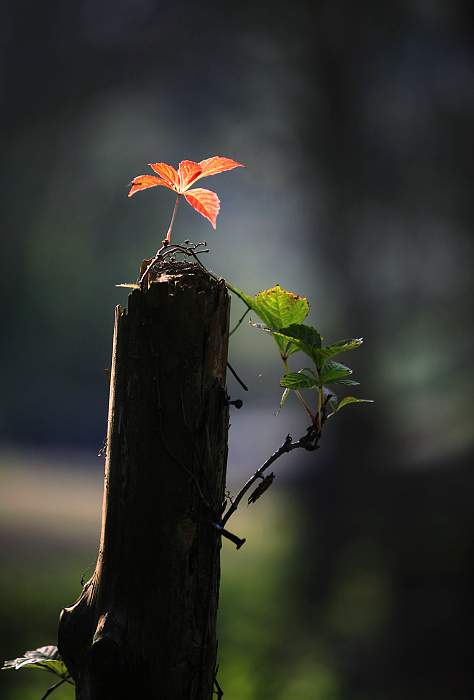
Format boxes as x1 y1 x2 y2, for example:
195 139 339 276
1 1 474 698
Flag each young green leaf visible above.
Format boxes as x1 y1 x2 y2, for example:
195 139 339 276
227 284 310 359
314 338 364 366
281 363 360 392
277 386 291 414
335 396 374 411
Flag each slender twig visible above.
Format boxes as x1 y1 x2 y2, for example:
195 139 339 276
222 421 322 527
222 434 292 526
294 389 316 423
282 357 316 424
139 240 215 288
40 677 74 700
229 306 250 336
227 362 248 392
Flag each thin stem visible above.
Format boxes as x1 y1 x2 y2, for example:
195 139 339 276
222 434 293 526
40 677 74 700
222 422 322 527
229 306 250 336
282 357 316 424
295 390 316 424
166 194 181 242
317 367 323 432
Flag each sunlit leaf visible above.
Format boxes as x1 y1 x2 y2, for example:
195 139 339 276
314 338 364 366
2 646 72 682
195 156 243 180
252 322 322 364
177 160 202 188
149 162 181 188
184 188 220 228
128 156 243 229
255 286 310 328
276 387 291 414
252 323 363 368
336 396 374 410
128 175 171 196
227 284 310 358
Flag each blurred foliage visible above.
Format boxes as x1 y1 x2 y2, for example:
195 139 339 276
0 545 87 700
1 491 336 700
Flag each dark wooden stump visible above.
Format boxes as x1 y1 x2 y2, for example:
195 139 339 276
58 262 230 699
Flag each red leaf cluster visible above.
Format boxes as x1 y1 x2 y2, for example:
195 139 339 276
129 156 243 228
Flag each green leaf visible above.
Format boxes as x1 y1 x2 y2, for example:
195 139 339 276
252 322 323 364
276 387 291 414
336 397 374 410
277 323 322 349
280 371 319 391
2 646 72 682
321 362 360 386
320 361 352 384
313 338 364 366
256 326 363 368
255 286 310 328
227 284 310 358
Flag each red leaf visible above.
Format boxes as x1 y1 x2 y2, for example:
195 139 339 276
128 155 244 230
178 160 203 190
149 162 180 189
128 175 171 197
184 188 220 228
198 156 243 179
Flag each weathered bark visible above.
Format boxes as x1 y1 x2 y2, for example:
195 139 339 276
58 262 230 699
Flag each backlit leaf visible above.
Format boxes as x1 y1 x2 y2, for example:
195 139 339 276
149 162 181 188
184 188 220 228
196 156 243 180
333 396 374 411
227 284 310 359
2 646 72 682
312 338 363 366
253 323 363 368
128 175 170 196
178 160 203 189
252 322 322 365
277 387 291 414
128 156 243 229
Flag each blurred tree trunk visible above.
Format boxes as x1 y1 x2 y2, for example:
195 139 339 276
58 262 230 700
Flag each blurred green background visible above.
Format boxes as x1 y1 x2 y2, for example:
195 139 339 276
1 1 474 698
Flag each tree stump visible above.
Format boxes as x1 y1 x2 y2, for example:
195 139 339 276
58 262 230 699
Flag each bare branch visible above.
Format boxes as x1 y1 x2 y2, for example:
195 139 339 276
221 422 322 527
